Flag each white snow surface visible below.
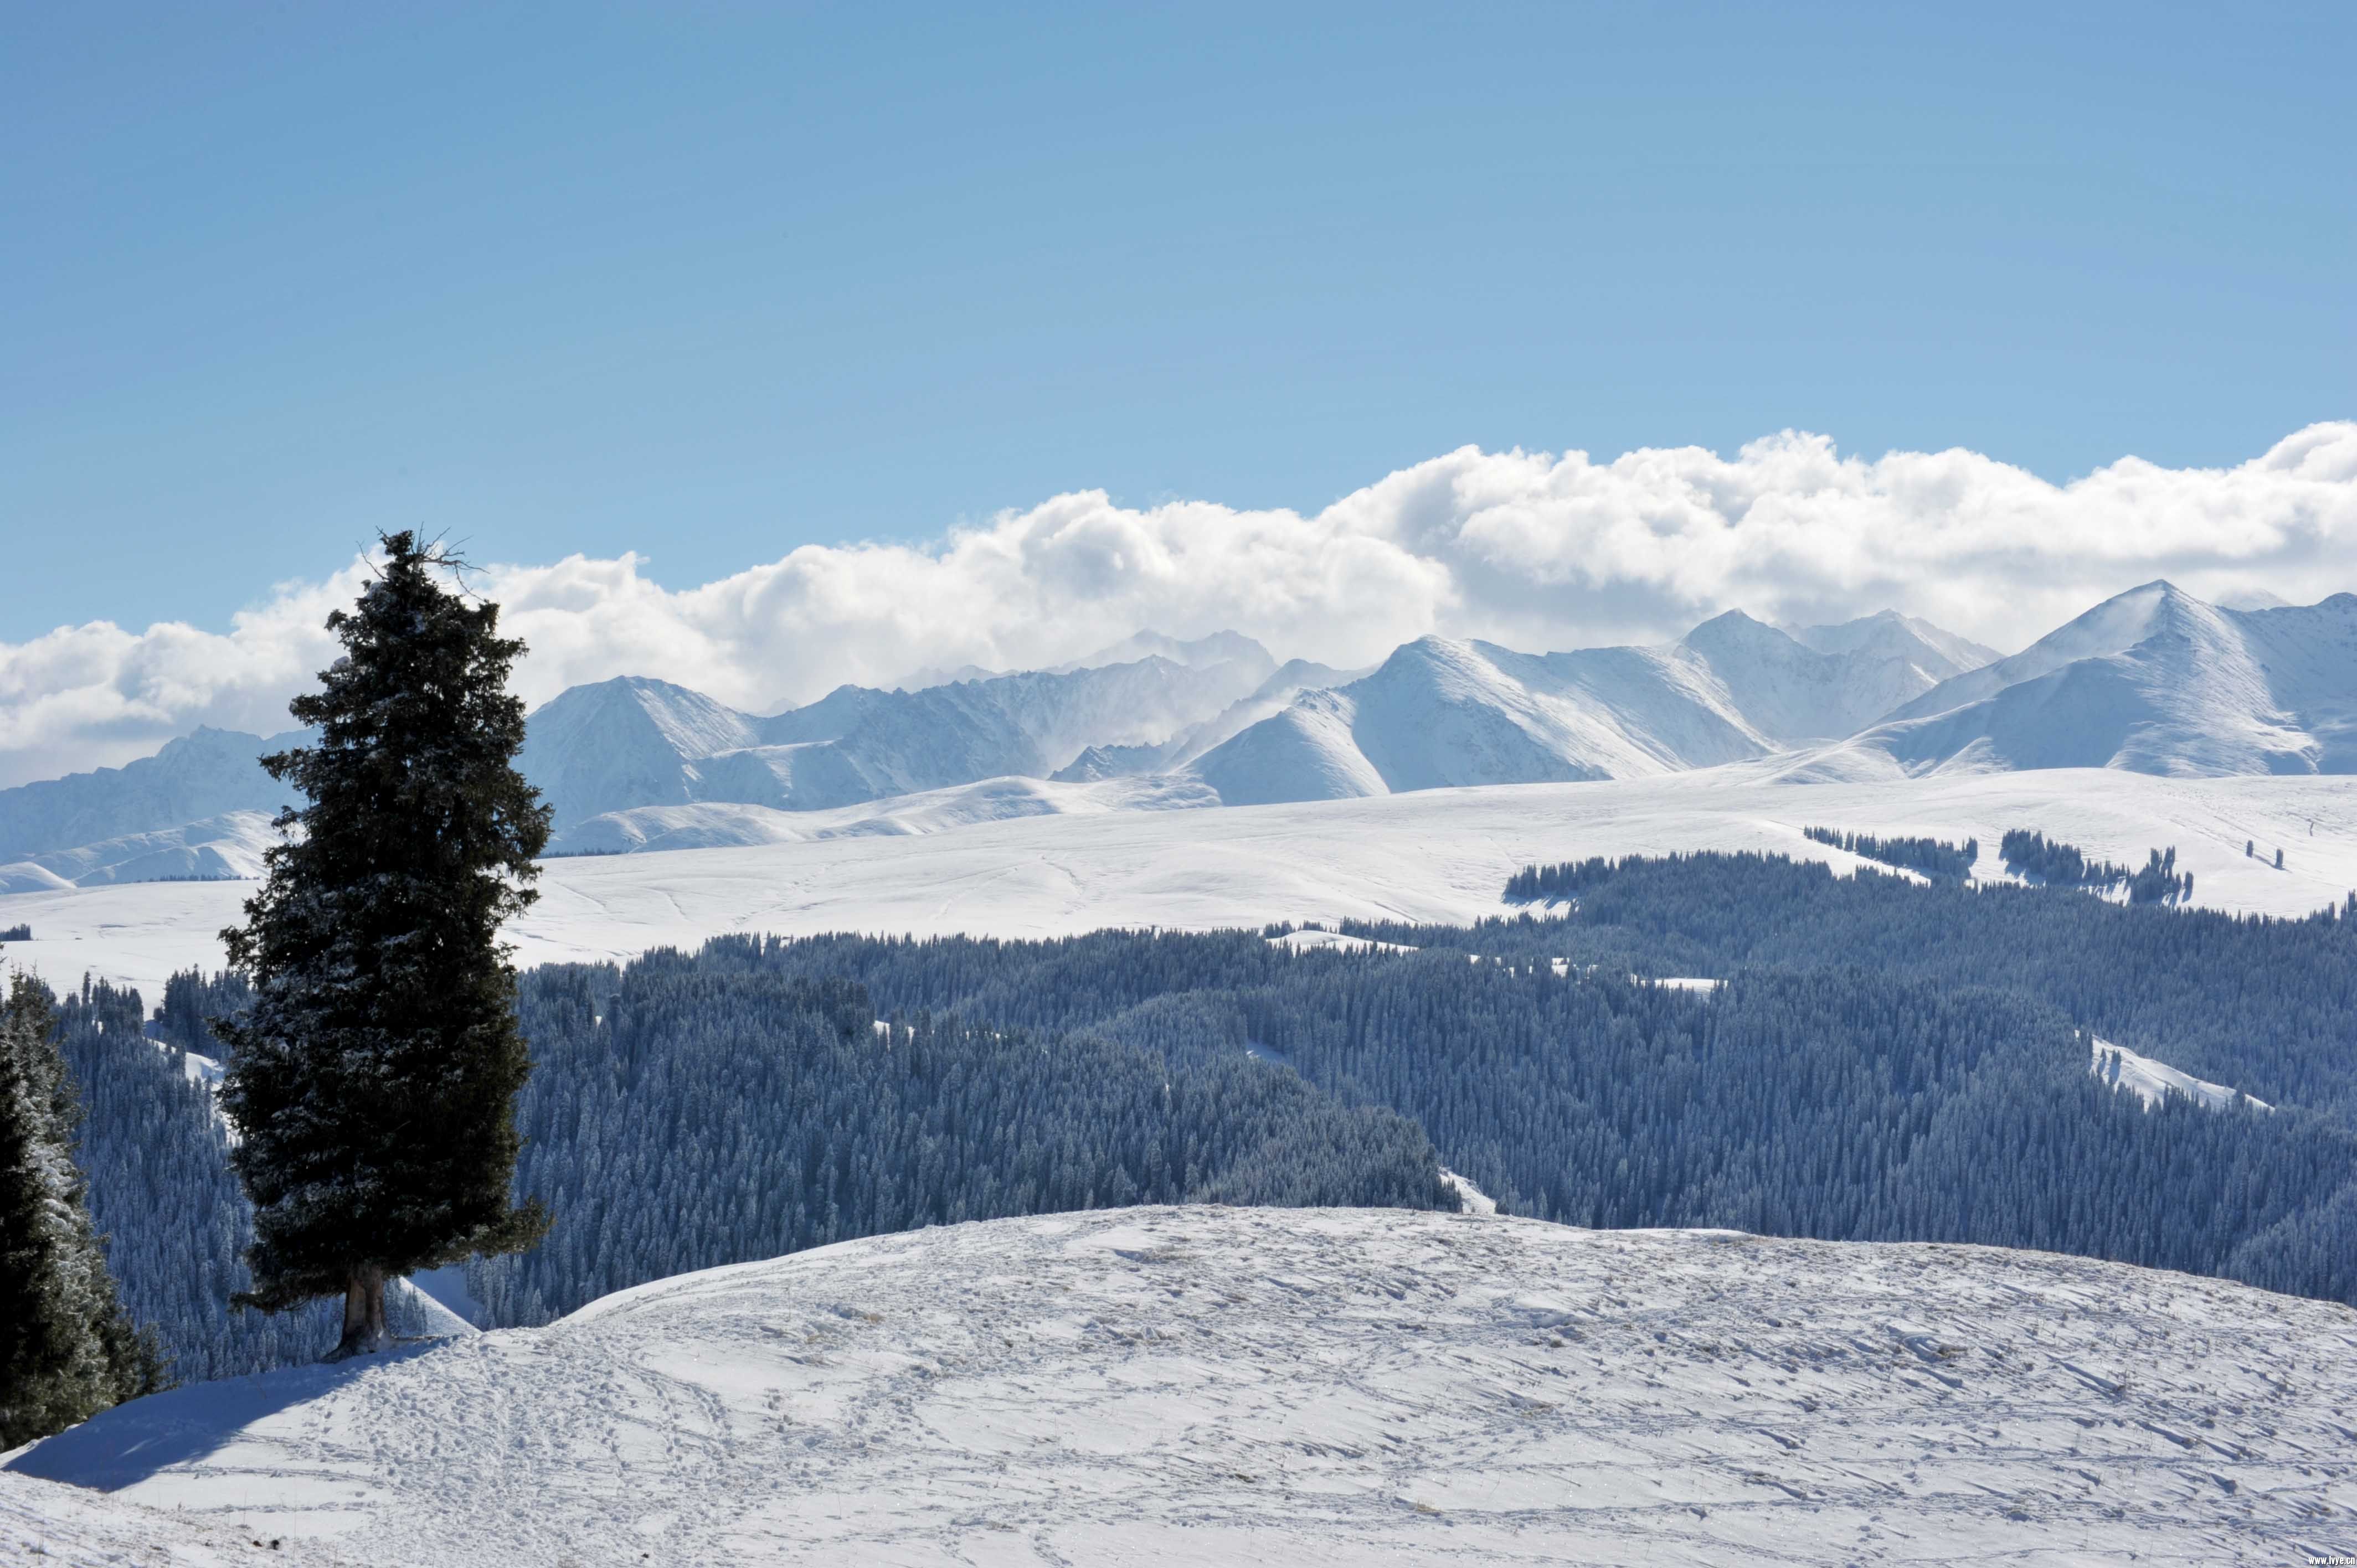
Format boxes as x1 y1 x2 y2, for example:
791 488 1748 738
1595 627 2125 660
548 773 1219 855
10 1205 2356 1565
2092 1038 2272 1114
7 766 2354 1005
1 1469 352 1566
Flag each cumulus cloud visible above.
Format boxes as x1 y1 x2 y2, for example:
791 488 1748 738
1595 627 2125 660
6 422 2356 787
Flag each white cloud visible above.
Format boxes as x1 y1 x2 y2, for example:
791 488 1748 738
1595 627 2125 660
6 422 2356 787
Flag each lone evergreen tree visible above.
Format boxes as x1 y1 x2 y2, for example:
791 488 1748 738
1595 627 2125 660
1 973 161 1445
219 533 551 1359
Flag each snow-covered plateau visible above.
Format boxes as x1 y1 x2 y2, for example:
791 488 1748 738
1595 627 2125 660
6 765 2351 1005
7 1205 2354 1565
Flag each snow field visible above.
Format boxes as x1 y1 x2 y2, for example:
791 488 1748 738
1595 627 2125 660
9 1205 2355 1565
0 1467 349 1566
6 767 2353 1007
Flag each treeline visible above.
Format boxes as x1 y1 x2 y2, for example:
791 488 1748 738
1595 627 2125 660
1803 826 1977 880
0 925 29 942
1445 851 2357 1113
1998 828 2191 902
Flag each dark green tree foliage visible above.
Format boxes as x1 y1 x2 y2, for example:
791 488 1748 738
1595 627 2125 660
446 921 2357 1319
55 978 334 1381
1457 852 2357 1115
218 532 551 1358
55 853 2357 1370
469 961 1450 1324
1800 827 1977 879
1996 828 2191 900
150 968 253 1061
0 925 30 942
0 974 160 1446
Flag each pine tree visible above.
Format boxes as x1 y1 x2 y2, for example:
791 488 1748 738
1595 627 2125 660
1 973 161 1446
218 533 552 1359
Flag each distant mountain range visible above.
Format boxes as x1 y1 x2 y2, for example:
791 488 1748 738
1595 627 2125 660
2 583 2350 883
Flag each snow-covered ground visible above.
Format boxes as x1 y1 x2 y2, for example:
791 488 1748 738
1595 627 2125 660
4 767 2352 1005
1 1469 352 1566
9 1206 2354 1565
2092 1038 2273 1113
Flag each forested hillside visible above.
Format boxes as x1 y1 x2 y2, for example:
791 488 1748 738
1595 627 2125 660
472 966 1449 1324
1476 851 2357 1113
38 847 2357 1374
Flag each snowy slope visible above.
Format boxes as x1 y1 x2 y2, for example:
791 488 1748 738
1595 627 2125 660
2 1469 352 1566
12 766 2354 1005
1842 583 2357 777
11 1206 2354 1565
548 773 1219 854
2092 1038 2273 1113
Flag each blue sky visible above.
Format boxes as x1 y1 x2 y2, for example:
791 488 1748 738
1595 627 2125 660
5 2 2350 642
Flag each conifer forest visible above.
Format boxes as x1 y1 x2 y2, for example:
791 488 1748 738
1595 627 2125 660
25 845 2357 1381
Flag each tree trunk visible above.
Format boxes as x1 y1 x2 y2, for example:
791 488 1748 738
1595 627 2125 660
328 1265 389 1360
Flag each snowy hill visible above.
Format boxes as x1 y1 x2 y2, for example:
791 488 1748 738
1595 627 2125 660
1838 582 2357 776
9 1206 2353 1564
15 765 2355 1005
547 772 1219 855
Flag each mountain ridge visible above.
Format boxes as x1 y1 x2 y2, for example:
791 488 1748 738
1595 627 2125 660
7 586 2354 876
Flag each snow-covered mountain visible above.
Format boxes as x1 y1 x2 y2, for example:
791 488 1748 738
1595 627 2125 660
11 1205 2350 1564
1783 607 2001 679
0 727 300 864
0 810 277 893
1837 581 2357 776
7 587 2352 880
1049 656 1372 782
522 642 1278 832
1186 610 1996 806
547 772 1218 855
